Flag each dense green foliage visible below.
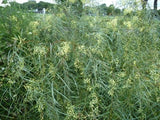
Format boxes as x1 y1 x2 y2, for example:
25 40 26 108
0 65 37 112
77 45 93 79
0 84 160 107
9 1 54 12
97 4 121 16
7 1 121 16
0 5 160 120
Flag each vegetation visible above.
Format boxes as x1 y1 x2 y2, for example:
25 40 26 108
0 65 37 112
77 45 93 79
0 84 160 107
0 1 160 120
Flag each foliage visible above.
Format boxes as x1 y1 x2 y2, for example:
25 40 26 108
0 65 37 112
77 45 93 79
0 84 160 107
9 1 55 12
0 6 37 119
0 4 160 120
88 4 122 16
55 0 83 17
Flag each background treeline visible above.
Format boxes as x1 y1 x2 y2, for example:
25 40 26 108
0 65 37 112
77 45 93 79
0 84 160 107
9 1 54 12
87 4 121 16
8 1 122 15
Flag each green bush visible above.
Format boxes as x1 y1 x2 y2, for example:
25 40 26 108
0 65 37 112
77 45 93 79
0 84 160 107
0 6 160 120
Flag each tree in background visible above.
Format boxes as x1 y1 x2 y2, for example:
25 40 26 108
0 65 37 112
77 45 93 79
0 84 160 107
71 0 83 16
0 0 10 7
98 4 107 15
85 3 121 16
37 1 54 11
141 0 148 9
22 0 37 10
1 0 7 4
55 0 83 17
107 4 115 15
114 8 121 15
154 0 158 10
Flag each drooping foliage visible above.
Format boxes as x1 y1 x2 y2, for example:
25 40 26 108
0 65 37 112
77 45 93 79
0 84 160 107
0 2 160 120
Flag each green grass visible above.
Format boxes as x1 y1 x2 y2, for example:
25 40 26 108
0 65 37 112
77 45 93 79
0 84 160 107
0 7 160 120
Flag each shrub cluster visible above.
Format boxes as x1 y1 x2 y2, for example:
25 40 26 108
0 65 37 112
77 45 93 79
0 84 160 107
0 7 160 120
